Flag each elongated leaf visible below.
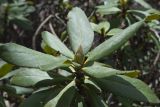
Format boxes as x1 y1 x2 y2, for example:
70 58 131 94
10 68 52 87
97 7 121 15
94 75 160 103
87 21 144 62
42 31 74 59
83 64 139 78
0 43 68 71
45 80 76 107
20 88 61 107
86 84 108 107
67 7 94 54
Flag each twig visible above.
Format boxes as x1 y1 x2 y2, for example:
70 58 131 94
150 28 160 42
107 93 113 106
55 13 66 26
49 22 56 35
88 10 95 20
32 15 53 49
153 51 160 66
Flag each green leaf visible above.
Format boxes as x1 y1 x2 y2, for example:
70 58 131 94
35 76 71 88
90 21 110 35
20 88 61 107
85 84 108 107
96 7 121 15
107 28 123 36
133 0 152 9
67 7 94 54
83 63 140 78
0 43 68 71
117 97 133 107
44 80 76 107
0 84 33 94
87 21 144 62
0 59 14 77
94 75 160 103
10 68 52 87
85 78 101 92
42 31 74 59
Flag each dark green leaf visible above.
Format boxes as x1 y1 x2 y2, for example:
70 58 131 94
94 75 160 103
85 84 108 107
11 16 32 30
44 80 76 107
0 96 5 107
20 88 61 107
0 84 33 94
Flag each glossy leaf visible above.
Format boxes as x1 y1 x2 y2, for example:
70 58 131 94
10 68 52 87
0 43 68 71
42 31 74 59
44 80 76 107
83 63 139 78
67 7 94 54
87 21 144 62
94 75 160 103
